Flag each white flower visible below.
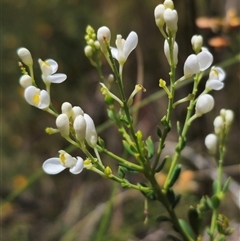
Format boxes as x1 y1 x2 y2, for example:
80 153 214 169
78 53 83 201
17 47 33 66
56 113 69 137
164 40 178 65
24 86 50 109
74 115 86 141
195 94 214 116
191 35 203 53
97 26 111 52
111 31 138 66
205 133 218 154
205 67 226 90
84 113 98 147
19 75 32 88
163 8 178 32
42 150 84 175
183 51 213 78
38 58 67 84
154 4 165 28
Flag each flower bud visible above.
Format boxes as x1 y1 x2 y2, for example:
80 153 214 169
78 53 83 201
73 115 86 141
17 47 33 66
164 0 174 9
19 75 32 88
97 26 111 52
84 113 98 147
154 4 165 28
163 9 178 33
72 106 84 120
195 94 214 116
164 40 178 65
191 35 203 54
61 102 72 118
56 113 69 137
205 133 218 154
84 45 93 57
213 116 223 134
225 109 234 126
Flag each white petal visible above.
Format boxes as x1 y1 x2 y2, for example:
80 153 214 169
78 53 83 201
69 157 84 174
84 113 98 147
38 90 50 109
24 86 40 107
110 47 118 60
56 113 69 137
61 102 73 117
197 51 213 71
42 158 66 174
123 31 138 60
72 106 84 120
183 54 199 77
47 73 67 83
206 80 224 90
46 59 58 74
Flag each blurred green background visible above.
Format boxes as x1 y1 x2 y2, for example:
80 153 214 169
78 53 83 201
2 0 240 240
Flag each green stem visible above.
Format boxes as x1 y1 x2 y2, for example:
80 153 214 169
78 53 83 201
98 145 143 172
163 73 201 190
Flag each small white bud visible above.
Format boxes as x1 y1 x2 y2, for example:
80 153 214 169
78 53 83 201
154 4 165 28
61 102 73 118
164 0 174 9
225 110 234 126
19 75 32 88
84 46 93 57
213 115 223 134
72 106 84 120
195 94 214 116
73 115 86 141
17 47 33 66
97 26 111 52
205 133 218 154
191 35 203 53
163 9 178 32
164 40 178 65
56 113 69 137
84 113 98 147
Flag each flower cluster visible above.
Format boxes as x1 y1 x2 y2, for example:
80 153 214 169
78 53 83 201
17 47 67 110
17 48 100 176
97 26 138 67
205 109 234 154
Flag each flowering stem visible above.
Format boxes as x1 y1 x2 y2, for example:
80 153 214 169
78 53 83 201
153 37 176 171
164 73 201 190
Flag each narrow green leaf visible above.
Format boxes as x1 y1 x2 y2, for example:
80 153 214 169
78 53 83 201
206 196 214 210
155 155 168 172
146 136 154 159
166 188 175 205
168 164 181 188
178 219 196 240
122 140 137 155
222 177 231 193
107 109 116 121
188 206 200 235
172 194 181 209
212 179 219 194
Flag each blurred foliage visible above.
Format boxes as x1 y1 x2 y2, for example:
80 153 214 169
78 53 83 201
2 0 240 240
